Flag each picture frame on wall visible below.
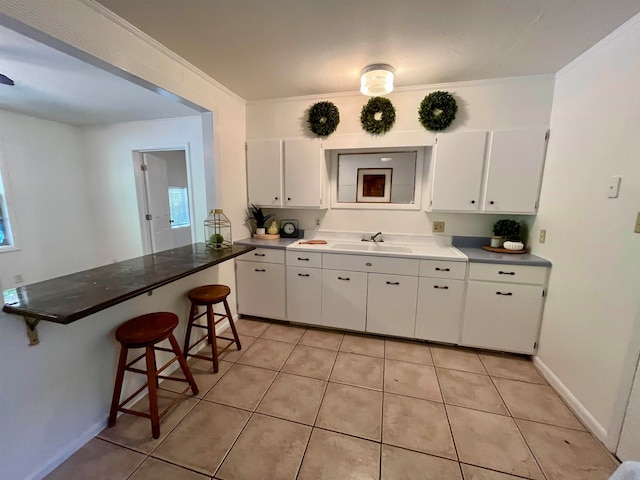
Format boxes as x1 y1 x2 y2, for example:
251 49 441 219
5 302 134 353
357 168 392 203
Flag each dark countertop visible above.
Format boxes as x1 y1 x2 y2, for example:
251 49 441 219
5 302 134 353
2 243 254 324
234 237 300 249
453 236 551 267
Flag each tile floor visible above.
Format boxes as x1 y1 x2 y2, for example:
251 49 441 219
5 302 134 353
46 318 620 480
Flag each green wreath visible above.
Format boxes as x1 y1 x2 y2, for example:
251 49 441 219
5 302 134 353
418 91 458 131
307 101 340 137
360 97 396 135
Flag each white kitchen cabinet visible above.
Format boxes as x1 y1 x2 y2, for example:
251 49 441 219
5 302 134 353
429 127 548 214
235 248 286 319
321 269 367 331
286 265 322 325
366 273 418 337
415 278 465 344
246 137 325 208
461 263 548 354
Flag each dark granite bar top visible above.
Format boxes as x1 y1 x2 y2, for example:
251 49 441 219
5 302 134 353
2 243 254 324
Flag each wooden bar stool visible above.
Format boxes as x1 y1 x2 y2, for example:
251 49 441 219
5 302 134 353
183 284 241 373
108 312 199 439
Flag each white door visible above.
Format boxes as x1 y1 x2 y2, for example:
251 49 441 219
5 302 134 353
283 138 322 207
415 278 465 343
366 273 418 338
321 269 367 331
246 139 283 206
142 153 174 253
430 131 488 211
617 357 640 460
236 260 286 319
286 266 322 325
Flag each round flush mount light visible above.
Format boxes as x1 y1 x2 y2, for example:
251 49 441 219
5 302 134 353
360 64 394 96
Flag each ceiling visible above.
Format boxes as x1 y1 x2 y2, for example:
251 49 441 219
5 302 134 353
95 0 640 101
0 24 201 126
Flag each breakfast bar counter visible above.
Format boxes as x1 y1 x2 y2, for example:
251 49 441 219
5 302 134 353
2 243 254 340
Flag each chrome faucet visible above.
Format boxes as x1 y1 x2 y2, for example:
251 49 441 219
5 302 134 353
363 232 384 243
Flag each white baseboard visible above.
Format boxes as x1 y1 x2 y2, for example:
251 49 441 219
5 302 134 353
533 356 613 449
28 418 107 480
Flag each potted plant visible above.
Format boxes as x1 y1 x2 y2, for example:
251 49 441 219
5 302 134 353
492 219 521 247
248 204 274 235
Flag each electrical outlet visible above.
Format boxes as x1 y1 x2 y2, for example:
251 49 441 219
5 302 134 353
315 218 321 227
14 274 23 284
539 229 546 243
635 212 640 234
433 221 445 233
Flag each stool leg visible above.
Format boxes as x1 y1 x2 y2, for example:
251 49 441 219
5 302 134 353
223 299 242 351
183 302 197 357
207 304 219 373
168 334 199 395
108 346 129 427
145 346 160 439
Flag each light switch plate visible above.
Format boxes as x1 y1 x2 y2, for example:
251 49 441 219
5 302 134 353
607 175 622 198
635 212 640 234
539 229 546 243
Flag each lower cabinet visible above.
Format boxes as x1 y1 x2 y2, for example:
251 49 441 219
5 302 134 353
235 251 286 320
286 266 321 325
366 273 418 337
321 269 367 331
415 278 465 343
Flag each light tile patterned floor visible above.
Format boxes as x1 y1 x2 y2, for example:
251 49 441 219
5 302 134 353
46 318 620 480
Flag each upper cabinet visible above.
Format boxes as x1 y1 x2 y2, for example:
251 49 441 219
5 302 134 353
246 138 326 208
428 127 549 214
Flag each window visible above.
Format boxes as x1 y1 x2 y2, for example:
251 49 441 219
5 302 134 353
0 154 15 249
168 186 190 228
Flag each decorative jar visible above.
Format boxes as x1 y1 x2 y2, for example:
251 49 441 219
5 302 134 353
204 209 232 249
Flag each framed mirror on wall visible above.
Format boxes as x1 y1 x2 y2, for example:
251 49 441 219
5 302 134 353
331 148 426 209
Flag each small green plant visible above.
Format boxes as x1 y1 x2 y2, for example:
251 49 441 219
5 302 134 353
248 204 274 228
493 219 521 241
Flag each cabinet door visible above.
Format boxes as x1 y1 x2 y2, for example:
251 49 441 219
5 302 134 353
483 128 548 213
286 266 321 325
430 131 487 211
366 273 418 338
415 278 464 343
283 138 323 208
246 139 283 206
235 261 285 319
321 270 367 331
461 281 544 354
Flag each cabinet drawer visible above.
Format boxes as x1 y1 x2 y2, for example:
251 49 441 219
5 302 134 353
468 262 547 285
286 251 322 268
419 259 466 279
238 247 285 264
323 253 419 276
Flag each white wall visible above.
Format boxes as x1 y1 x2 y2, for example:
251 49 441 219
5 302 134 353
247 76 554 239
0 2 248 478
532 14 640 450
0 110 99 289
82 116 204 262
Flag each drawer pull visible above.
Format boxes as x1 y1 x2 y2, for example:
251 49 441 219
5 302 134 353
297 257 309 261
254 253 266 257
298 273 310 277
433 285 449 289
498 271 515 275
338 277 350 281
255 269 266 272
365 262 372 267
435 267 450 272
386 281 400 286
496 291 513 296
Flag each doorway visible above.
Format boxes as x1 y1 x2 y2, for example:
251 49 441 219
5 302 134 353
134 148 194 254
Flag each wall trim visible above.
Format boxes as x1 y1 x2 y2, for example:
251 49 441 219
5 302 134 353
533 356 613 450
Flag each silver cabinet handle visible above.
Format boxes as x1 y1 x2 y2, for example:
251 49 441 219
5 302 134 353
496 291 513 296
338 277 350 281
498 271 515 275
255 269 266 272
435 267 450 272
298 273 310 277
433 285 449 289
297 257 309 261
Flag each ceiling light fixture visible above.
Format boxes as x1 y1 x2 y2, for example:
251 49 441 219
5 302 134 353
360 64 394 96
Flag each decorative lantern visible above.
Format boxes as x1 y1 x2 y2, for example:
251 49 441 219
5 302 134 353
204 209 232 249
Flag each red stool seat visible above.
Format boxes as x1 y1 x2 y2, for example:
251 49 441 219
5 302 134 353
108 312 198 439
183 284 241 373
